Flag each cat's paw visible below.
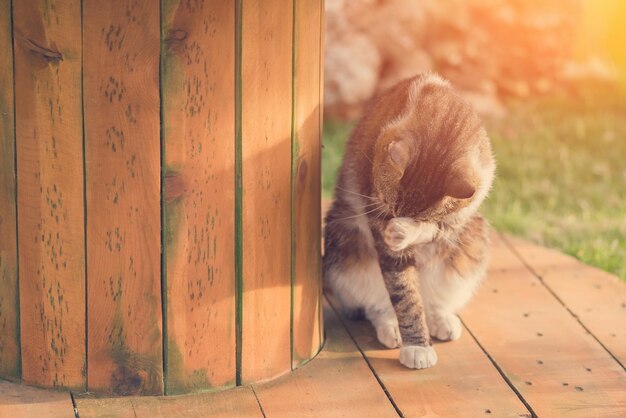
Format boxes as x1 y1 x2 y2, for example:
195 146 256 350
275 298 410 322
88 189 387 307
375 321 402 348
384 218 415 251
428 312 462 341
399 345 438 369
384 218 437 251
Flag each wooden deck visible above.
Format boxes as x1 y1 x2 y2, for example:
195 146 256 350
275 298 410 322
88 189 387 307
1 233 625 417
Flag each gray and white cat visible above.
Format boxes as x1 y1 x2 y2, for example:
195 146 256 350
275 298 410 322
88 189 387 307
323 73 495 369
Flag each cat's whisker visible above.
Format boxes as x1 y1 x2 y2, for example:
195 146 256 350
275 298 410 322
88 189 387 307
349 202 384 214
369 204 385 222
359 150 374 165
353 200 383 210
335 186 378 201
375 206 390 222
335 205 386 221
438 229 457 247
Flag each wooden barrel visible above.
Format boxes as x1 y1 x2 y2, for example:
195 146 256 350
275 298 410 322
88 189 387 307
0 0 323 395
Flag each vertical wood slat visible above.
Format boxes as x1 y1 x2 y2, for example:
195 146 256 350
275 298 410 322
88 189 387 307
292 0 323 367
161 0 236 394
13 0 85 389
84 0 163 395
241 0 294 382
234 0 243 386
317 0 325 349
0 0 20 382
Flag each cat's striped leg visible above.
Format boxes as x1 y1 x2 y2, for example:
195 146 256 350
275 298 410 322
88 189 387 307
379 254 437 369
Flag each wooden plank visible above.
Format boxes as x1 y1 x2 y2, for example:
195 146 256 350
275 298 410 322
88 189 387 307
129 386 262 418
253 301 398 418
241 0 293 382
76 386 263 418
84 0 163 395
161 0 236 394
330 296 530 417
292 0 323 368
0 0 20 382
317 0 326 361
503 235 626 367
462 234 626 417
13 0 85 389
75 397 135 418
0 379 75 418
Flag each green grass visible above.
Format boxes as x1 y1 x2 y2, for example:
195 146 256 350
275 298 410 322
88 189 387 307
321 93 626 281
322 121 354 197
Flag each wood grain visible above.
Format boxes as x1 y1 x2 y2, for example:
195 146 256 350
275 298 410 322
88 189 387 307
75 397 136 418
254 301 398 418
84 0 163 395
317 1 325 349
241 0 294 382
462 234 626 417
330 294 530 417
0 379 75 418
76 386 263 418
161 0 236 394
292 0 323 368
132 387 264 418
0 0 20 382
13 0 85 389
503 235 626 367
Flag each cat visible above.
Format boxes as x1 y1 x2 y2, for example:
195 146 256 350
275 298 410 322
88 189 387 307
323 73 495 369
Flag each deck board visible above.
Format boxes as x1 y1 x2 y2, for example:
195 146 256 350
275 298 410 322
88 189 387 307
328 296 531 417
0 380 75 418
462 234 626 417
76 386 263 418
503 235 626 368
253 301 398 418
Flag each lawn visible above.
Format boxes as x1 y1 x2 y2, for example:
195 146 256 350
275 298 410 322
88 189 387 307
321 92 626 281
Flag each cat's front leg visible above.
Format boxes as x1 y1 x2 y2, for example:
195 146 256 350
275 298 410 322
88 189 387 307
378 253 437 369
384 218 438 252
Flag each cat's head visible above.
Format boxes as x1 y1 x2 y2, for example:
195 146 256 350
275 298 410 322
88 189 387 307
371 73 495 224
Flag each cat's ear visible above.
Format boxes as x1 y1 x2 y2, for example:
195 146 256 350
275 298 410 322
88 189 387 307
388 140 411 173
446 177 475 200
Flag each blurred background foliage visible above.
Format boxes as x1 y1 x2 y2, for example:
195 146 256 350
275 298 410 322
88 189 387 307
322 0 626 281
579 0 626 90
